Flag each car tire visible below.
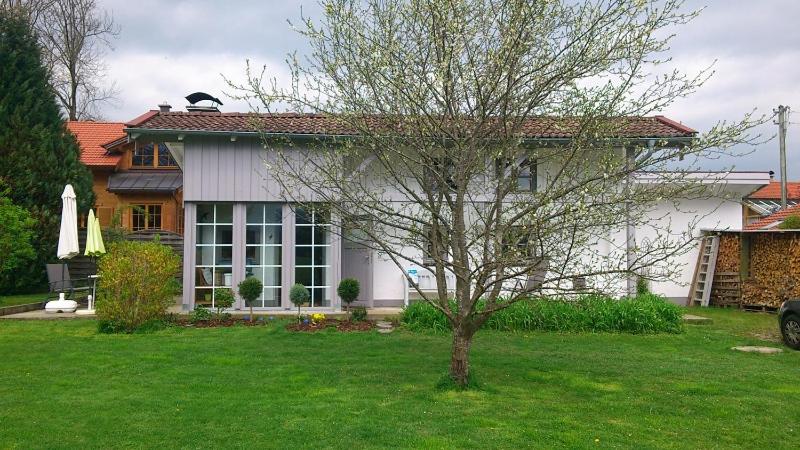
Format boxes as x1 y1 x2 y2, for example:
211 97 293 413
781 314 800 350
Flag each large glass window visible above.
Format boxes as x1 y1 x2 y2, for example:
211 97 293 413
294 206 330 307
195 204 233 309
245 204 283 307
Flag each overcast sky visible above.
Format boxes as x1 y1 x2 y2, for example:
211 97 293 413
98 0 799 177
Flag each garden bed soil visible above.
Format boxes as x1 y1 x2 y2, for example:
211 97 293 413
286 318 375 332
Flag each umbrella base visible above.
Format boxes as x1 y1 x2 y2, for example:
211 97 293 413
45 299 78 313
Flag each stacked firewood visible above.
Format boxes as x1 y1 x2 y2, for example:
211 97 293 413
741 233 800 307
714 234 741 273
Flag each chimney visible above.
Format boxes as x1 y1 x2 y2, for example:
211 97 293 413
158 101 172 113
769 170 775 180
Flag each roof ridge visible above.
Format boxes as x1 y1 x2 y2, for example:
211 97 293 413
654 115 698 134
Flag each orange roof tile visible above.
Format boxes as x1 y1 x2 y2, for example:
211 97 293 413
66 121 125 167
744 203 800 230
746 181 800 200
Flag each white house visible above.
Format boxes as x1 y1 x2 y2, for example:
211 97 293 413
122 108 769 310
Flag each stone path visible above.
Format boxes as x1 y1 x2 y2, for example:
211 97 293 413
683 314 713 325
731 346 783 354
376 321 394 334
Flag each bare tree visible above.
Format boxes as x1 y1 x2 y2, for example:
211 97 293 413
3 0 119 120
231 0 763 386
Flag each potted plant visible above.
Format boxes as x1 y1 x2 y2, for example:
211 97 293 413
337 278 360 317
289 283 310 321
238 276 263 323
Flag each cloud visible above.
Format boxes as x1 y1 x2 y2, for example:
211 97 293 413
96 0 799 176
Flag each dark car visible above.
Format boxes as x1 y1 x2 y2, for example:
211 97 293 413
779 299 800 350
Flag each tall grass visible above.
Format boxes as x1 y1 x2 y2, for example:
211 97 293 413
401 293 683 334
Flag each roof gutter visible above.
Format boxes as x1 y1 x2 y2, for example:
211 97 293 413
124 127 696 146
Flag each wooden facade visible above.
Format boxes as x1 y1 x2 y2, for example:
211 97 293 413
67 121 184 234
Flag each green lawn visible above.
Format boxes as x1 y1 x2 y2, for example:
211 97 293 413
0 309 797 449
0 291 49 307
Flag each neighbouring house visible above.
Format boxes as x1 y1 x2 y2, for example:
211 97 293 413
121 107 769 311
742 180 800 226
743 203 800 231
67 116 184 234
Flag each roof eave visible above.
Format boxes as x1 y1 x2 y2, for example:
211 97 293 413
125 127 697 145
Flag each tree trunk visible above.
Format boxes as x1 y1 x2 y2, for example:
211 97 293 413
249 304 254 323
449 325 475 386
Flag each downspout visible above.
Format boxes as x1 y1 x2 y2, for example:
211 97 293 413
625 146 636 296
625 140 654 296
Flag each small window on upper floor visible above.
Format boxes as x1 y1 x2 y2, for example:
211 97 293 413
495 157 537 192
132 142 178 168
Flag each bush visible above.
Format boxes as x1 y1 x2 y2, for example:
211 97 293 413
190 305 212 323
0 187 37 294
401 294 683 334
290 283 310 316
337 278 360 310
95 241 181 333
779 214 800 230
214 288 235 317
351 306 368 322
636 277 650 296
238 276 263 321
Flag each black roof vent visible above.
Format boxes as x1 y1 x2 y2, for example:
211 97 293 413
185 92 223 112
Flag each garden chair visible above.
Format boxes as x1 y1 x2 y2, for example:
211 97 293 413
46 263 93 300
514 259 549 295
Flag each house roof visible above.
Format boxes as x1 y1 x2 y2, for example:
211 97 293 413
125 111 697 139
744 203 800 230
107 171 183 193
745 181 800 200
66 121 125 167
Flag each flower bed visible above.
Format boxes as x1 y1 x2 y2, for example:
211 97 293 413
286 318 375 332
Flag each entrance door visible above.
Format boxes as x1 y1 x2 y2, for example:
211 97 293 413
342 220 373 308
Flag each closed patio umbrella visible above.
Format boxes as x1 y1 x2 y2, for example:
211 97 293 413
47 184 79 313
80 208 105 313
56 184 79 259
84 209 106 257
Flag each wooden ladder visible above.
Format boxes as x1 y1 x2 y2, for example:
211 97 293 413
689 236 720 307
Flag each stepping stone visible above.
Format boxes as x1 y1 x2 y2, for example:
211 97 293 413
376 321 393 329
377 328 393 334
683 314 712 325
731 346 783 354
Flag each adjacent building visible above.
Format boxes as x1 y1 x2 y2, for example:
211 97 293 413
67 120 184 234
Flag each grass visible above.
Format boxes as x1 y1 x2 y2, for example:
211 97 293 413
0 291 49 308
0 308 798 449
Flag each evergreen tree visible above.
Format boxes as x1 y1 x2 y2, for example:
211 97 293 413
0 8 94 292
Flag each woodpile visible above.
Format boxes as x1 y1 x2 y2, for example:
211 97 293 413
714 234 740 274
709 234 741 307
741 233 800 308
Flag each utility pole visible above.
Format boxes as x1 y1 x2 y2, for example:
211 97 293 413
775 105 790 209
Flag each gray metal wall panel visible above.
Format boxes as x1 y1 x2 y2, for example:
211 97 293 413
184 137 288 203
231 204 246 309
217 138 235 200
182 202 197 310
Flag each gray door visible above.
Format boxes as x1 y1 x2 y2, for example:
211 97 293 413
342 222 373 308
